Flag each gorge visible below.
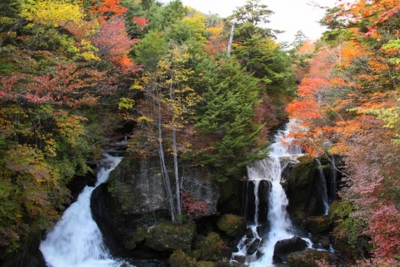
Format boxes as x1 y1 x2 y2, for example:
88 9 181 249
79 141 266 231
37 121 340 267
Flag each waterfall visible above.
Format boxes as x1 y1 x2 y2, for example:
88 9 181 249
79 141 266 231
315 159 329 215
233 121 305 266
40 154 133 267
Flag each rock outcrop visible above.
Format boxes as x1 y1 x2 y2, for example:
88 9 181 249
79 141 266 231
273 236 308 263
91 154 221 257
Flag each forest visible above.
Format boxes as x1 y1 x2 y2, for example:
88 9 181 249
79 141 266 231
0 0 399 266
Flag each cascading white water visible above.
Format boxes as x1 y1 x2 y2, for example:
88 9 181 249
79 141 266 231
40 154 133 267
249 122 303 267
232 121 307 266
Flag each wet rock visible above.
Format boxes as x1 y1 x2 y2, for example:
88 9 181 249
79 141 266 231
245 228 254 238
286 157 317 221
256 223 270 237
231 254 246 264
247 238 261 255
273 236 308 263
320 237 330 249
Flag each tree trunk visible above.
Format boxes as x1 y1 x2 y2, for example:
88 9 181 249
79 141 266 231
169 74 182 217
227 22 235 57
155 86 176 222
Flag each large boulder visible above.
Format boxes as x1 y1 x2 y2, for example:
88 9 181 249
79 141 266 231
305 216 331 234
106 155 219 218
91 154 220 256
216 214 246 238
107 156 169 215
145 221 197 252
0 233 47 267
285 248 330 267
169 250 196 267
273 236 308 263
199 232 232 262
217 178 243 215
196 261 217 267
286 157 317 221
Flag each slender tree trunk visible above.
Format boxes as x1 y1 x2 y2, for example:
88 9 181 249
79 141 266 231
227 21 235 57
169 74 182 217
154 85 176 222
172 126 181 216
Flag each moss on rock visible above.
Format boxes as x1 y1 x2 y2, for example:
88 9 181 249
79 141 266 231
124 226 149 250
145 221 196 252
169 249 196 267
199 232 231 262
305 216 332 234
216 214 246 237
195 261 217 267
286 248 330 267
217 178 242 215
286 157 317 221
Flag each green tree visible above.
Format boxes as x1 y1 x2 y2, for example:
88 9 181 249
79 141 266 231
227 0 295 96
192 57 268 181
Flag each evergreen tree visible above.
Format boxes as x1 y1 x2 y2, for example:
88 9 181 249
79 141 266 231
192 57 268 181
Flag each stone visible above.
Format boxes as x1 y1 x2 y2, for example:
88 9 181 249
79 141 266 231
169 250 196 267
231 254 246 264
124 226 149 250
216 214 246 238
91 153 220 257
305 216 331 234
273 236 308 263
320 237 330 249
199 232 232 262
196 261 218 267
107 155 220 217
286 157 317 221
145 221 197 252
285 248 330 267
247 238 261 255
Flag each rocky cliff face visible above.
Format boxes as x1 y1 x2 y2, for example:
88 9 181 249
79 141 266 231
90 154 220 256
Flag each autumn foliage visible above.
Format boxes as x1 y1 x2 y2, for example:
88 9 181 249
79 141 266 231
287 0 400 264
0 0 141 260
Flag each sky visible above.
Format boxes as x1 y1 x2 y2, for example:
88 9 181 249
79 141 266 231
177 0 340 44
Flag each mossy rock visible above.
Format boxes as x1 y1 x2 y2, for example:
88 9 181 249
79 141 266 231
199 232 232 262
145 221 196 252
286 248 330 267
196 261 218 267
193 235 206 250
216 214 246 237
328 201 340 218
286 157 317 217
124 226 149 250
189 249 202 261
305 216 332 234
169 249 197 267
217 178 242 214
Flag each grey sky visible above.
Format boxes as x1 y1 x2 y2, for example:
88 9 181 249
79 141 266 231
178 0 339 43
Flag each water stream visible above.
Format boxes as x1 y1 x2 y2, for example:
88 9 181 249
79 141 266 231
40 154 133 267
233 121 309 266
